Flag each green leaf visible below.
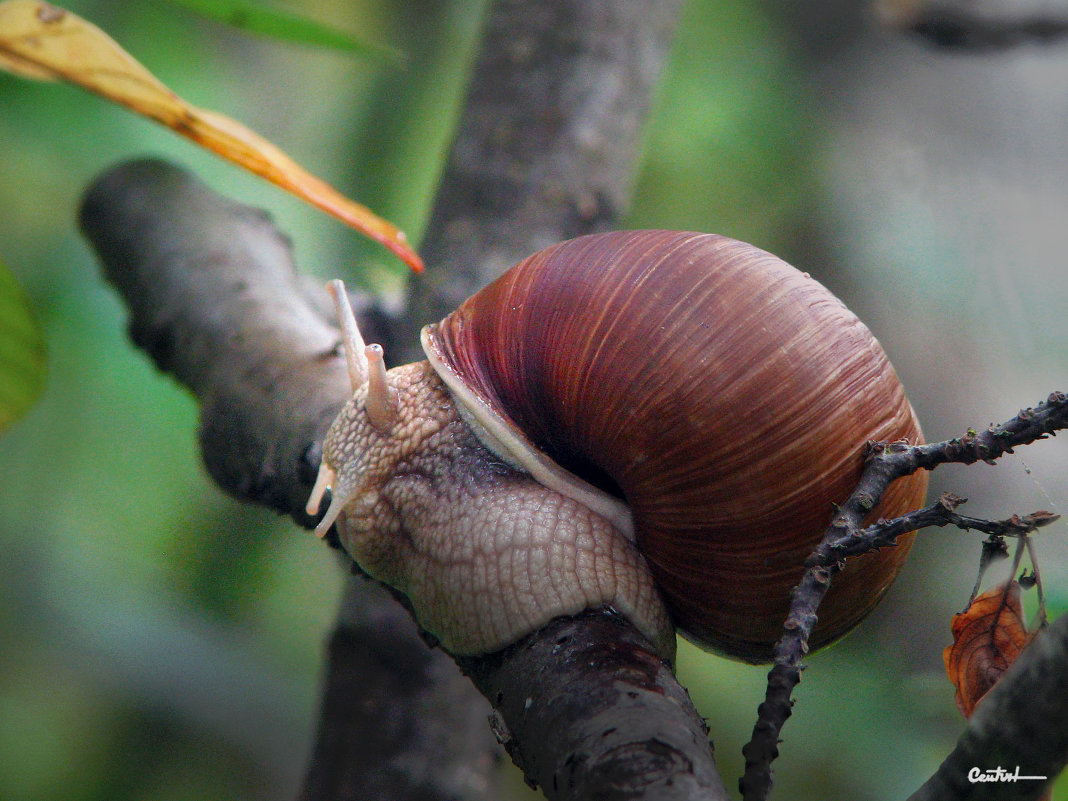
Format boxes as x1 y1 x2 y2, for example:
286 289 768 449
167 0 403 64
0 259 46 432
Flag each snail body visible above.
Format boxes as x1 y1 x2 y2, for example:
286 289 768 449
308 230 927 662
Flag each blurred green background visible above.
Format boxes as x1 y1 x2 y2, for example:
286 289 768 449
1 1 1066 799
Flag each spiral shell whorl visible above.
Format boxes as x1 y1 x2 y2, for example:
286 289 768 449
428 230 927 661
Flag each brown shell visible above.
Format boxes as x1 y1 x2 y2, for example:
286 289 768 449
426 230 927 662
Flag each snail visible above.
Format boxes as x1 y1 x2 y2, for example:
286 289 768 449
306 230 928 663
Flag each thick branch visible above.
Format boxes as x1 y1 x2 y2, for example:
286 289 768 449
388 1 714 793
80 149 725 800
404 3 725 799
459 611 724 801
81 2 711 799
298 578 499 801
80 158 347 521
79 159 500 801
400 0 684 359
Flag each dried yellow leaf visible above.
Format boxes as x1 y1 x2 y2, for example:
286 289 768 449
0 0 423 271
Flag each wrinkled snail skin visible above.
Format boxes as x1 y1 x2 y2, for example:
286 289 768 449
309 230 928 663
310 354 674 659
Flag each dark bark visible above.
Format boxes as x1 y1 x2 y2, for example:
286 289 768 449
459 611 725 801
298 578 500 801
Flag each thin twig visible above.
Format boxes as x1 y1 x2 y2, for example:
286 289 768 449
740 392 1068 801
829 493 1060 560
1023 536 1048 628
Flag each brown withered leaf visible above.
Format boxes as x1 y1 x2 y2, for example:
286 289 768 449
944 580 1034 717
0 0 423 272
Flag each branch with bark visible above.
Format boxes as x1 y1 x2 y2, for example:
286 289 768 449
82 2 698 799
79 158 502 801
80 158 723 801
398 0 684 359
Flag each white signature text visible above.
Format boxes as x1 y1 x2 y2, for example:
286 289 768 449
968 766 1047 784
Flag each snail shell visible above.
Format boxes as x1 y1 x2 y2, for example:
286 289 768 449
422 230 927 661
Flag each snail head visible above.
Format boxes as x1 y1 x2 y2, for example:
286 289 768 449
305 279 398 537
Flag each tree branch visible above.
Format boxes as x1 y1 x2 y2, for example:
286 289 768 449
298 578 500 801
80 154 725 801
741 394 1068 801
79 158 346 521
80 1 709 798
79 159 501 801
458 611 725 801
398 3 725 798
399 0 685 359
827 493 1059 559
880 0 1068 50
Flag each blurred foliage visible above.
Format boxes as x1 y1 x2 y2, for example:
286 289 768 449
0 1 1065 800
168 0 404 62
0 257 46 432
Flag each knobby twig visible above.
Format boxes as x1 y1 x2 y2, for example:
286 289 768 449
741 394 1068 801
828 492 1060 560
